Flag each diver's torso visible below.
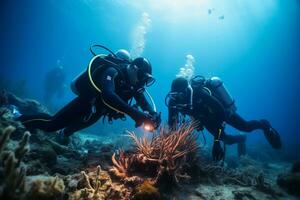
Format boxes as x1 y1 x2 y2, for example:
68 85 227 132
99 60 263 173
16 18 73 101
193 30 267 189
174 87 223 124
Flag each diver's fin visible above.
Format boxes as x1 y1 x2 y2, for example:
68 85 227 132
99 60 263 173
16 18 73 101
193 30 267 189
261 120 282 149
264 127 282 149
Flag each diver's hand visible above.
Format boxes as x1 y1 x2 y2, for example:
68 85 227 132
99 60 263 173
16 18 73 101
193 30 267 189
132 111 154 128
212 141 224 162
149 112 161 130
195 121 204 131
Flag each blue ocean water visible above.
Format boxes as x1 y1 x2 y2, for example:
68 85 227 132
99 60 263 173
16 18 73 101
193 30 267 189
1 0 299 155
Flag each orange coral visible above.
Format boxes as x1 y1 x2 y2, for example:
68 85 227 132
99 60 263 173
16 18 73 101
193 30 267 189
110 122 199 187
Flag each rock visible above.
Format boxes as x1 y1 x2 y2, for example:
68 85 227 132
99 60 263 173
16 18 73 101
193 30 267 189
291 161 300 173
6 92 49 115
52 155 82 175
26 160 47 175
226 156 239 169
277 172 300 196
194 184 281 200
100 143 114 153
84 143 114 170
85 150 107 169
83 139 104 151
31 144 57 167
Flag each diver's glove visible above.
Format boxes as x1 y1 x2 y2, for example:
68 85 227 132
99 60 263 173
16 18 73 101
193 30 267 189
195 121 204 131
212 140 224 162
149 112 161 130
131 110 155 129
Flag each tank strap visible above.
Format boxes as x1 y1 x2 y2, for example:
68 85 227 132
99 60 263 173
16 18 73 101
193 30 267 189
87 54 125 93
203 87 212 96
83 98 97 122
88 55 104 93
87 55 128 115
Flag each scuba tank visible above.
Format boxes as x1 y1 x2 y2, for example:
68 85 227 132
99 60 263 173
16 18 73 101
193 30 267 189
190 75 237 115
205 76 237 114
71 45 130 99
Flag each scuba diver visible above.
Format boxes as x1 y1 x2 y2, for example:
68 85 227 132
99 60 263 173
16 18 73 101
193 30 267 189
18 45 161 145
43 61 66 108
166 76 282 162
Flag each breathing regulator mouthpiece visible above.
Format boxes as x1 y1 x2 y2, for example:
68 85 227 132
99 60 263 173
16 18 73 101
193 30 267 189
165 78 194 111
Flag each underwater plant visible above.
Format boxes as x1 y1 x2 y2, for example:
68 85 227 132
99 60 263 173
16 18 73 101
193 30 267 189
110 123 199 189
0 126 30 199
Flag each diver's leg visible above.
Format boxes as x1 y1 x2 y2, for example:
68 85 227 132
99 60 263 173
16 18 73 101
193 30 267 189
227 113 282 149
222 133 247 157
227 112 266 132
205 122 246 156
18 113 52 121
63 111 104 137
222 134 246 145
56 110 104 145
19 97 89 132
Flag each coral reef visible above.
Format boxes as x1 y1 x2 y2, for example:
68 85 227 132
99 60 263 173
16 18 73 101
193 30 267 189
132 181 160 200
110 123 199 190
0 126 30 199
0 94 298 200
5 92 48 115
68 165 131 200
26 175 65 199
277 161 300 197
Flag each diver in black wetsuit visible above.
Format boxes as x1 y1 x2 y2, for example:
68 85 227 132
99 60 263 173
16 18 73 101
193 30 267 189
166 76 282 161
18 47 161 144
43 64 66 108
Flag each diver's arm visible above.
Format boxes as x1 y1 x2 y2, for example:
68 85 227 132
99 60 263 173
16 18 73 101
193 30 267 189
134 90 154 114
199 88 226 121
99 68 149 121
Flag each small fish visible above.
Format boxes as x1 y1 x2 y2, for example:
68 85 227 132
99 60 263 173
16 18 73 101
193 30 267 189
208 8 215 15
5 105 21 119
219 15 225 20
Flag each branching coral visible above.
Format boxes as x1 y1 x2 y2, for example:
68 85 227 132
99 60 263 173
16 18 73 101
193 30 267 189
0 126 30 199
199 161 277 197
69 165 131 200
110 122 199 188
26 175 65 199
111 150 132 179
111 150 143 185
69 165 105 200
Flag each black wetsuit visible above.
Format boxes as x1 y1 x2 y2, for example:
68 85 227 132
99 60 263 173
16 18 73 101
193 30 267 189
168 86 267 145
19 55 154 136
44 67 66 104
